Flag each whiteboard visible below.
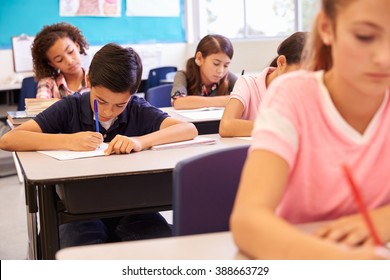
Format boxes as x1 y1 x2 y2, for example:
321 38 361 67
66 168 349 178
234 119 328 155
12 35 34 72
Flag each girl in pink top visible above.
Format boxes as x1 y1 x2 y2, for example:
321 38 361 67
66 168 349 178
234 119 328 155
230 0 390 259
219 32 307 137
31 22 89 99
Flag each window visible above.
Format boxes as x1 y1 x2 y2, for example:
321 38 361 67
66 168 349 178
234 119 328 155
196 0 320 39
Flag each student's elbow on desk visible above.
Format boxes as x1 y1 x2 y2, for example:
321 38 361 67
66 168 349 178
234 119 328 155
0 132 13 151
178 122 198 139
229 207 258 259
219 117 232 137
160 118 198 139
219 118 253 137
0 130 28 151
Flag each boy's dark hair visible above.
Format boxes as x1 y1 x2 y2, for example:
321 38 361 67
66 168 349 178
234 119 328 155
32 22 88 80
269 32 308 67
89 43 143 94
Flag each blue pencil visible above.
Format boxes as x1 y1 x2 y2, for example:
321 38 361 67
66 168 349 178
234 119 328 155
94 99 99 133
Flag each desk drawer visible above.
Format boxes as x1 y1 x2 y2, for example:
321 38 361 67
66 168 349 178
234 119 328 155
56 172 172 214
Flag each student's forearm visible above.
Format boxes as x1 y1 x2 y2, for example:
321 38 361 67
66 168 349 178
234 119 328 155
229 152 338 259
219 118 254 137
230 150 382 259
231 206 374 259
173 96 229 109
137 122 198 149
0 130 70 151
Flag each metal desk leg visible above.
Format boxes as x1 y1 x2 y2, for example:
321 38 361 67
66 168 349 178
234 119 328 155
24 180 39 260
38 184 59 260
12 152 24 184
26 209 37 260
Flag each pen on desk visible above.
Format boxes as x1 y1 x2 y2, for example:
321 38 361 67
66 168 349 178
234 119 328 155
94 99 99 133
241 69 245 75
342 164 383 246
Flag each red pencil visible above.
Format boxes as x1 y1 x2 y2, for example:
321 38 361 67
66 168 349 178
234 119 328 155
342 164 383 246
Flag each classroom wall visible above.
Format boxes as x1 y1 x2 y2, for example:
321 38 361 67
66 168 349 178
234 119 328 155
0 0 187 82
0 1 283 82
0 40 283 83
0 0 186 49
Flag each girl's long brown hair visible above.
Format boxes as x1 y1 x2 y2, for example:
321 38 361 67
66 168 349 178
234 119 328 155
185 34 234 96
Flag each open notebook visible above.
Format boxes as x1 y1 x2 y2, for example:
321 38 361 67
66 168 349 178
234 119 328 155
38 137 216 160
151 136 216 150
174 107 224 120
38 143 109 161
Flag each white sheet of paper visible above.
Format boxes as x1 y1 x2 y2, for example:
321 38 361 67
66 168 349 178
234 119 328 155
176 109 224 120
174 107 225 113
151 136 216 150
38 143 109 161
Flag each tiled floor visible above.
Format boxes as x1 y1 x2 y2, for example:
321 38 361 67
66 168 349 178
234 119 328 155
0 174 28 260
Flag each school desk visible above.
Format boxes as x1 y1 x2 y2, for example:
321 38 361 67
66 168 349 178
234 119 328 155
0 82 22 91
16 134 251 260
0 82 21 104
163 107 224 134
57 231 245 260
55 223 324 260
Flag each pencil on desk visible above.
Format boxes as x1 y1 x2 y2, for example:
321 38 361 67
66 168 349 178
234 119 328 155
342 164 383 246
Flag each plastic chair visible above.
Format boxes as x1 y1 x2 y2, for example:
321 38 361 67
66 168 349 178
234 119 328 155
17 76 38 111
144 66 177 93
145 84 173 108
172 145 250 236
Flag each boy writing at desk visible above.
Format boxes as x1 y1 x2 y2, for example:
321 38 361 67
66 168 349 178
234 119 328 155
0 43 198 247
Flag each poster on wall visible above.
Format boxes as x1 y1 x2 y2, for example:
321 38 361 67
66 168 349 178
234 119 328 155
60 0 121 17
126 0 180 17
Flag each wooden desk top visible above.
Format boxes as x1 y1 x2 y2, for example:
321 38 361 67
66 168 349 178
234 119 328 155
16 134 251 184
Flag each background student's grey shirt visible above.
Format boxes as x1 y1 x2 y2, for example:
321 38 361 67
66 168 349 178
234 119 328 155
171 71 237 97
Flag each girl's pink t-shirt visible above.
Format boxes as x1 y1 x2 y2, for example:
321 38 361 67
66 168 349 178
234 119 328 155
229 67 275 121
251 70 390 223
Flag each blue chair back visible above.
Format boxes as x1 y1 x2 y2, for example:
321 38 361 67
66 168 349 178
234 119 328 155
18 76 38 111
173 145 249 236
145 84 173 108
144 66 177 93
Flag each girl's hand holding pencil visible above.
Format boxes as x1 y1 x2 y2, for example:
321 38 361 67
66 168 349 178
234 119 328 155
313 164 390 259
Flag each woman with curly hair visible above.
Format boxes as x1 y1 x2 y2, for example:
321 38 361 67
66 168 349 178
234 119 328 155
31 22 89 98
